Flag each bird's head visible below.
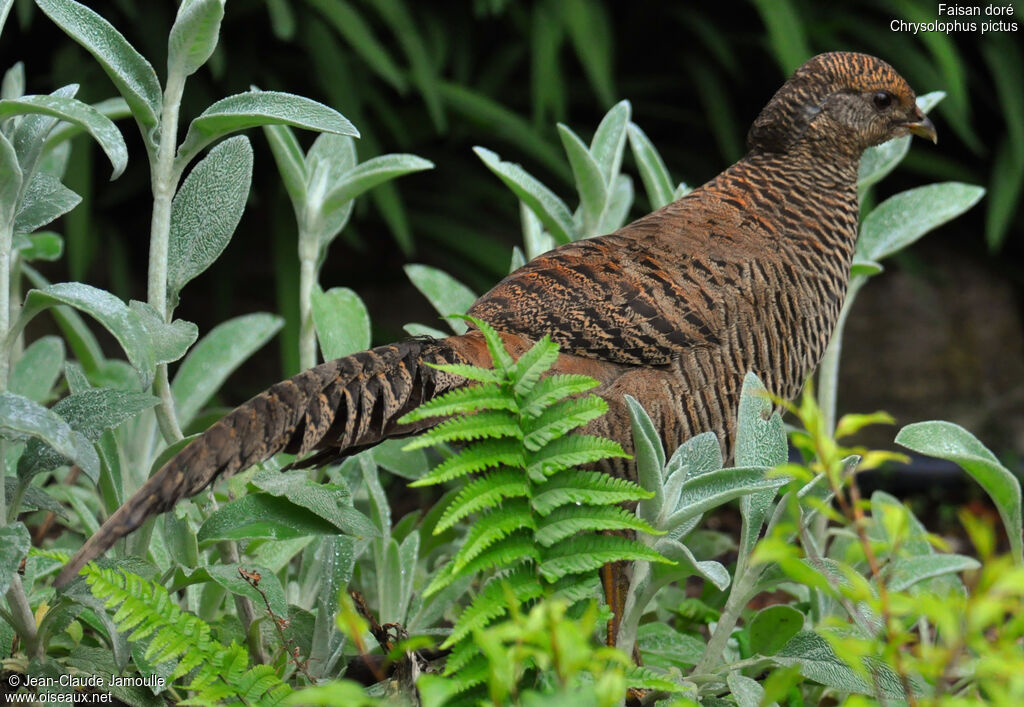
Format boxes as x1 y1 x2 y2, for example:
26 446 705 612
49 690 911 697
747 51 936 156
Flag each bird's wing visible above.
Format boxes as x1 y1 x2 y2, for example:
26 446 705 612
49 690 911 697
468 224 733 366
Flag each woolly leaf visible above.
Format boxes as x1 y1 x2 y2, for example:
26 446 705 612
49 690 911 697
403 410 521 450
510 334 560 394
399 382 515 423
526 433 627 478
669 466 787 527
535 504 660 546
409 438 525 486
452 500 536 573
520 374 600 417
540 534 671 582
433 469 530 532
532 469 651 515
522 395 607 451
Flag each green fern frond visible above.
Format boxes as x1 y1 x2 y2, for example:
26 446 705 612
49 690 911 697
471 316 515 375
83 565 291 704
434 470 531 532
522 395 608 450
426 530 538 596
519 374 601 418
443 568 543 649
539 535 673 582
403 410 521 450
453 500 536 573
410 439 525 487
535 505 662 546
532 469 653 515
511 335 560 394
526 434 628 478
399 382 516 424
549 573 603 605
426 362 500 383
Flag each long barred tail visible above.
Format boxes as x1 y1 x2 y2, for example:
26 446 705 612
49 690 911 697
55 336 475 587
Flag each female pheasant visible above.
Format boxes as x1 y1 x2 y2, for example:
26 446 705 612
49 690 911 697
56 52 936 602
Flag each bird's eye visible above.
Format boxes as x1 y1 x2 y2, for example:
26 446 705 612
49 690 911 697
872 91 893 110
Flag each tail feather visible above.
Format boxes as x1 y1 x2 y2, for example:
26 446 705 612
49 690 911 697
55 336 473 587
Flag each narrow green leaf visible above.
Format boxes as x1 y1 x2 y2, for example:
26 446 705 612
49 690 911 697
177 90 358 168
18 283 156 388
557 123 606 236
35 0 161 149
886 554 980 593
598 173 633 233
857 182 985 263
14 231 64 262
655 537 730 590
0 94 128 180
626 395 665 522
167 0 225 78
0 0 13 39
735 372 787 557
305 0 407 91
10 84 77 188
404 264 477 335
474 146 575 245
897 420 1023 563
749 0 811 74
0 523 30 595
669 466 787 528
0 392 99 482
44 97 131 148
589 100 630 183
311 285 370 360
322 153 433 213
262 123 307 214
0 131 23 227
167 135 253 302
10 336 64 402
627 122 674 209
560 0 615 107
14 172 80 234
304 131 356 244
171 313 283 427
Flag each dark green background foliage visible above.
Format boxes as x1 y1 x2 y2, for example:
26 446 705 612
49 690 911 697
2 0 1021 444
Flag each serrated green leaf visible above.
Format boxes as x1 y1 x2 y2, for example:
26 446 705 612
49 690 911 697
474 146 575 245
404 264 477 335
167 0 224 78
428 531 537 596
628 122 674 209
511 335 560 395
400 382 514 424
14 172 80 233
18 283 155 388
177 90 357 168
897 420 1022 563
532 469 650 515
433 470 530 533
857 182 985 263
35 0 161 151
520 374 600 417
522 396 606 451
171 313 282 427
452 501 535 572
426 362 499 384
0 392 99 482
411 438 525 486
540 534 669 581
262 123 306 214
536 504 659 546
311 285 370 359
167 135 253 302
404 410 521 450
526 434 626 478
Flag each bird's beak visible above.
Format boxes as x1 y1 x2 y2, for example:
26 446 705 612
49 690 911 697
903 111 937 144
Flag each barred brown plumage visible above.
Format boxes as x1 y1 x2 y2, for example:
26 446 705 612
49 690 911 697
56 52 937 603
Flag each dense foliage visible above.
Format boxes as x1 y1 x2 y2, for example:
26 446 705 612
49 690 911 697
0 2 1018 706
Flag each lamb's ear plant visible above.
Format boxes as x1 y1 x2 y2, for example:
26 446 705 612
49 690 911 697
398 315 672 699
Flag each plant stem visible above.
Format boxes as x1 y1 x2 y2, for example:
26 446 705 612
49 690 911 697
298 242 318 371
817 274 866 436
147 70 187 444
0 219 12 392
5 576 39 658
